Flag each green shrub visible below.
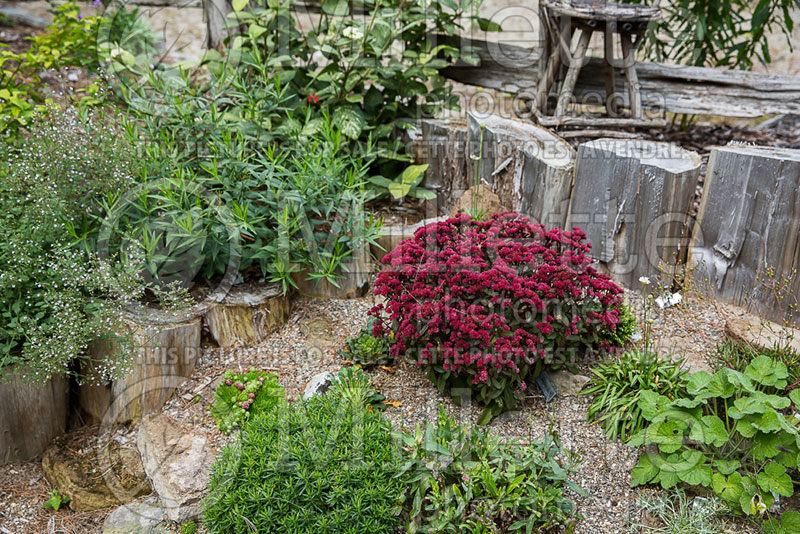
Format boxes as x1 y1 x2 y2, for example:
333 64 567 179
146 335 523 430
715 339 800 392
632 489 730 534
329 366 385 410
204 394 406 533
210 368 284 434
629 356 800 521
340 318 391 367
584 350 689 441
398 407 584 533
0 111 141 382
180 521 197 534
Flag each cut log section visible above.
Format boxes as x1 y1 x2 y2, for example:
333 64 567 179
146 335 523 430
79 308 202 425
205 283 290 347
689 146 800 324
371 216 448 260
568 139 701 288
0 366 69 464
419 118 470 214
467 113 575 228
291 249 371 299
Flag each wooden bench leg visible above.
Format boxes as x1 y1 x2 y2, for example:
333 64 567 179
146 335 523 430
603 26 618 117
621 32 642 119
555 28 591 117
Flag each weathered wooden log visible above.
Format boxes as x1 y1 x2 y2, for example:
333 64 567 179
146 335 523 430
441 36 800 118
205 283 290 347
79 309 202 425
689 146 800 324
467 113 575 228
371 216 448 260
568 139 701 288
419 118 470 214
0 366 69 464
291 249 371 299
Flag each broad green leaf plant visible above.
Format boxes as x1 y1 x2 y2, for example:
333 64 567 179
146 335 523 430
629 356 800 527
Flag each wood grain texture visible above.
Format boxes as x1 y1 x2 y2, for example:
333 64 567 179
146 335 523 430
79 309 202 425
205 283 290 347
568 139 701 288
467 113 575 228
0 367 68 464
419 118 470 214
291 249 371 299
689 146 800 324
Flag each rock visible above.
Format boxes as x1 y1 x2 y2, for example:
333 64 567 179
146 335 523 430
103 496 170 534
549 370 591 396
653 335 714 374
0 6 49 28
303 371 334 400
136 414 215 523
449 185 509 219
725 314 800 355
42 427 150 512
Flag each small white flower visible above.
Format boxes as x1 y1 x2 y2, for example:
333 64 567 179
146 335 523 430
342 26 363 40
638 276 651 286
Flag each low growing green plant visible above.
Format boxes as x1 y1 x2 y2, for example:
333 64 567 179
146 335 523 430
42 489 69 512
204 394 406 533
329 366 385 410
629 356 800 521
715 339 800 392
210 368 284 434
398 407 584 533
631 489 730 534
584 350 689 442
341 318 391 367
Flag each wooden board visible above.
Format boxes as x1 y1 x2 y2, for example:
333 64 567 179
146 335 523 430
568 138 701 288
442 37 800 118
0 367 69 464
689 146 800 324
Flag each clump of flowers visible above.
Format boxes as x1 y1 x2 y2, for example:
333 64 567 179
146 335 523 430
370 213 624 423
211 368 284 434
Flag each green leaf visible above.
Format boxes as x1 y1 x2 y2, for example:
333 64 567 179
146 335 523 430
388 182 412 199
696 415 728 447
232 0 249 12
757 462 793 497
408 187 437 200
631 453 659 486
639 390 670 420
400 164 429 186
712 459 741 475
711 471 744 502
790 389 800 407
321 0 349 15
745 355 788 387
752 432 783 461
648 420 686 454
332 105 365 140
477 17 503 31
686 371 712 395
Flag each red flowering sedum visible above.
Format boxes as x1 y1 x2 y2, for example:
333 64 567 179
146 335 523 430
370 212 624 423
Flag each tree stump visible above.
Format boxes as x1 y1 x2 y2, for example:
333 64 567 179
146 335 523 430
689 146 800 324
568 139 701 288
79 309 202 425
419 118 469 214
205 283 290 347
371 216 448 260
467 113 575 227
291 249 371 299
0 366 68 464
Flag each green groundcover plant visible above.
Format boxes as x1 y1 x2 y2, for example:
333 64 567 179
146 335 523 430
629 356 800 527
398 408 584 533
211 368 284 434
584 350 689 442
204 393 407 533
340 318 392 367
715 339 800 392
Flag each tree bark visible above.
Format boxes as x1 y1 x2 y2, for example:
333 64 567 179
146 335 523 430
419 118 470 215
205 283 290 347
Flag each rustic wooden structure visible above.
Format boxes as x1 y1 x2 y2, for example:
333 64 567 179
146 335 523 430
568 139 701 288
0 368 69 464
442 36 800 119
536 0 660 124
689 146 800 324
466 113 575 227
291 249 371 299
372 216 448 259
419 118 470 213
79 308 202 425
205 283 290 347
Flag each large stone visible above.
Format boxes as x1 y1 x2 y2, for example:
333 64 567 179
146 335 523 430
136 414 215 523
653 335 715 374
449 185 509 219
725 314 800 355
549 370 591 396
42 427 150 512
303 371 334 400
103 496 170 534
